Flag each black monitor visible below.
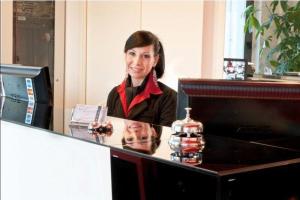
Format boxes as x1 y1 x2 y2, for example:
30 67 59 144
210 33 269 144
177 79 300 139
0 64 52 104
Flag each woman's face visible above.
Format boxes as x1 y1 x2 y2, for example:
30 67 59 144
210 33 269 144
125 44 159 81
123 120 157 152
123 120 153 143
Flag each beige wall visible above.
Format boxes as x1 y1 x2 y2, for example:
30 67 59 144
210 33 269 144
64 1 87 130
53 1 66 132
0 1 13 64
1 1 226 133
202 1 226 78
142 1 204 90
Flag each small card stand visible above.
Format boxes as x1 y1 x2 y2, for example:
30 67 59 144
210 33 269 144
70 104 102 126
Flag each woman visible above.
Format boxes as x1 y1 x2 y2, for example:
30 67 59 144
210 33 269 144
107 30 177 126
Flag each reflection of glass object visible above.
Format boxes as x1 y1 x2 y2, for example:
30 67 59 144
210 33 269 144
98 106 108 124
87 121 113 144
70 123 112 144
122 120 161 155
264 66 273 75
94 134 106 144
170 152 203 165
88 121 113 136
87 106 111 135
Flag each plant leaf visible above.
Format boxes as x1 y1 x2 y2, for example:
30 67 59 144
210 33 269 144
280 1 288 12
259 48 264 57
276 29 282 39
250 15 261 32
270 60 280 67
273 16 280 30
243 0 300 73
275 62 287 74
244 4 254 18
271 0 279 13
262 16 272 29
244 18 250 33
297 1 300 9
265 40 270 48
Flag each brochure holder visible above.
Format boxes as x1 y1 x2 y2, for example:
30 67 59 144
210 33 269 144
70 104 107 126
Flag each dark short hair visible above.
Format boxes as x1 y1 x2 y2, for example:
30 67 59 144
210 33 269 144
124 30 165 79
122 137 161 155
121 125 162 155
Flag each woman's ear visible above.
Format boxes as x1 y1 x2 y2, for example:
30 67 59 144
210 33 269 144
124 53 129 75
150 127 158 138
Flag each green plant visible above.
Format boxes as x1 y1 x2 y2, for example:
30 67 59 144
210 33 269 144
244 0 300 74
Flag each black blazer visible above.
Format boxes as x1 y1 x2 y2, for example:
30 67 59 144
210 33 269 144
107 82 177 127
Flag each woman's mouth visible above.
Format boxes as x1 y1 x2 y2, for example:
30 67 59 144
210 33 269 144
128 122 143 129
129 67 143 73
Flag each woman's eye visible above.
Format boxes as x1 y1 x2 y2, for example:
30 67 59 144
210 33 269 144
126 137 134 142
128 51 135 56
141 136 148 140
143 54 151 59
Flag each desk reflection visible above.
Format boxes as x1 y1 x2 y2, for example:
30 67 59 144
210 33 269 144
69 119 162 153
0 96 52 129
122 120 162 155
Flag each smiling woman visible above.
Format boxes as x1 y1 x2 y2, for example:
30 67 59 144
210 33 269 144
107 30 177 127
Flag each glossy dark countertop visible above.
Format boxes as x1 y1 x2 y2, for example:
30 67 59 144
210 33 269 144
2 95 300 177
67 116 300 176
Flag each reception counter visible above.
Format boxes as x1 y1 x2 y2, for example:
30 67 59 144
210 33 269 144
2 113 300 200
1 120 112 200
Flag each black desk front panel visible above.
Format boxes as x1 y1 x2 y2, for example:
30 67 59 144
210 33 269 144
105 117 300 200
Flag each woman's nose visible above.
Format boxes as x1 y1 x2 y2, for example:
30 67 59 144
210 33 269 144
133 55 142 65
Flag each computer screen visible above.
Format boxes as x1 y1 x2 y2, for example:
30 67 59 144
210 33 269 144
177 79 300 138
0 64 52 104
